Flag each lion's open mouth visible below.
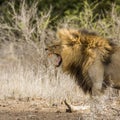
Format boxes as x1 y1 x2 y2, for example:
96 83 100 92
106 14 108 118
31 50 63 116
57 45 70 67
55 54 62 67
47 53 62 67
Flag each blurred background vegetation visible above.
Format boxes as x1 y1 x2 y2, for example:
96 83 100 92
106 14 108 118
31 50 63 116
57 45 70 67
0 0 120 25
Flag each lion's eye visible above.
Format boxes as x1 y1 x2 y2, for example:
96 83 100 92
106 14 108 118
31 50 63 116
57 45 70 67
52 45 61 49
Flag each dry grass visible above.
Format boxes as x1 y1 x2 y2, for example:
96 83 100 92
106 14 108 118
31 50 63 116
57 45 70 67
0 0 88 103
0 62 83 101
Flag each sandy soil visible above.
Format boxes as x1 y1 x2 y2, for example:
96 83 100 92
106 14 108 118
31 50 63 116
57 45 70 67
0 98 120 120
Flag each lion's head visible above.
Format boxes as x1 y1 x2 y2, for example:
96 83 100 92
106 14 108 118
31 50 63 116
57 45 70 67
45 29 83 71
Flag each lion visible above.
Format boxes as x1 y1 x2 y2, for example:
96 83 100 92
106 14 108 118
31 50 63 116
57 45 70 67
45 28 120 112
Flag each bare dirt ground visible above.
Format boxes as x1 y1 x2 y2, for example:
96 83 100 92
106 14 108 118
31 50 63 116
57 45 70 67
0 98 120 120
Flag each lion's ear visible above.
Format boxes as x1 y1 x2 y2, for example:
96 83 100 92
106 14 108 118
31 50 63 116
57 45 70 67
57 29 73 40
57 29 79 42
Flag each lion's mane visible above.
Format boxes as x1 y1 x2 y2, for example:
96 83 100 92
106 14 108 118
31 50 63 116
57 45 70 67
57 29 116 94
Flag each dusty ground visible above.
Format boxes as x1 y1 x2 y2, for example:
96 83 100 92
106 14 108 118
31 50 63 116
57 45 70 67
0 98 120 120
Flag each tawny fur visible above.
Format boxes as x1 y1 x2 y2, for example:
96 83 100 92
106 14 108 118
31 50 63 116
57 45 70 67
46 28 120 96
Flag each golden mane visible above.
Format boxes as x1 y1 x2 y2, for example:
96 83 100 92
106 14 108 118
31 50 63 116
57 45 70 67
57 29 114 94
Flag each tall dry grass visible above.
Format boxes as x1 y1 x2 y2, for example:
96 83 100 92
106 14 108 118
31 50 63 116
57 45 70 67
0 1 86 104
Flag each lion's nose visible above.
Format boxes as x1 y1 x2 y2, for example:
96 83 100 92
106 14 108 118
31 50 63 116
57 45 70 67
45 48 48 51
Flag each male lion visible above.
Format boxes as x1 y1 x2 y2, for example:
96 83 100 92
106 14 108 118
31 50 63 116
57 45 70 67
45 28 120 112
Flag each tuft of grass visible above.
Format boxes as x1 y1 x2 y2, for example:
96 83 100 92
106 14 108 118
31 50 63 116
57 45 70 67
0 62 87 103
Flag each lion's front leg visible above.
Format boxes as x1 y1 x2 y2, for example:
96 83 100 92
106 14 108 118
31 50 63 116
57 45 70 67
88 58 104 96
88 58 106 118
